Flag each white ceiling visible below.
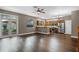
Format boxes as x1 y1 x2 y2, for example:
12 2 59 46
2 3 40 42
0 6 79 19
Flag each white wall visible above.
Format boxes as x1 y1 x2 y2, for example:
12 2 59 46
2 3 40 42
65 20 72 34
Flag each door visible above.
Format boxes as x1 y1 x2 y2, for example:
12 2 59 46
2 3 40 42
9 15 18 35
1 14 10 36
65 20 72 34
0 13 18 37
60 23 65 33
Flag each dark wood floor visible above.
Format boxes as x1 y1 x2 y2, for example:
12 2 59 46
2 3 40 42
0 33 77 52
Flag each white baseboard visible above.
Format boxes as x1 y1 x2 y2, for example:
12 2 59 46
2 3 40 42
17 32 36 36
0 32 49 39
37 32 50 34
71 36 78 38
18 32 50 35
64 33 71 35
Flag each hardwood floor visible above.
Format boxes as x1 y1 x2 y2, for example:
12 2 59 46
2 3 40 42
0 33 77 52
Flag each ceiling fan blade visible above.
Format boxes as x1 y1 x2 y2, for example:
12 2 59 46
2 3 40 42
33 6 37 8
37 8 40 12
42 12 45 13
41 9 44 11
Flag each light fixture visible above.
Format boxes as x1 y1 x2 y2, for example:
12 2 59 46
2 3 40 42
33 6 46 15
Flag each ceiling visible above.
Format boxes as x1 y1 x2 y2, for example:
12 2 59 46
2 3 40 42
0 6 79 19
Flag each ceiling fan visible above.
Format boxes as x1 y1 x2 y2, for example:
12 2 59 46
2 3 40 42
33 6 46 15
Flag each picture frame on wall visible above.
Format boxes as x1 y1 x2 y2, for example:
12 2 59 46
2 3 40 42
26 18 34 27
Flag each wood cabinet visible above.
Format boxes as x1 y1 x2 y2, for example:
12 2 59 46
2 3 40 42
36 20 50 34
36 18 65 34
76 26 79 52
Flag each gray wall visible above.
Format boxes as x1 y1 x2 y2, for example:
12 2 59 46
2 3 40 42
0 9 36 34
72 10 79 37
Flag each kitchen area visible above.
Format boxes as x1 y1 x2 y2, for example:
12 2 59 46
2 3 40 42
36 17 65 34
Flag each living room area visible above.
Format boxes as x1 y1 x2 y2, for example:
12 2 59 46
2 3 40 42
0 6 79 52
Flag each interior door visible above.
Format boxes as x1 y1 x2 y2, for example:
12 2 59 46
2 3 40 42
60 23 65 33
65 20 72 34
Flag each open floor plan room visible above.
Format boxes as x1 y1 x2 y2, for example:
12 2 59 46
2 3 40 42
0 6 79 52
